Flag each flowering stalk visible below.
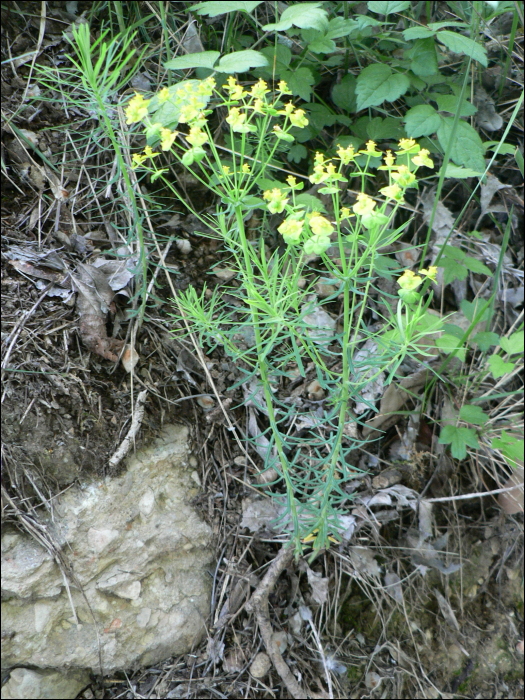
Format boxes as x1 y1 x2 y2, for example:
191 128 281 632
126 77 437 557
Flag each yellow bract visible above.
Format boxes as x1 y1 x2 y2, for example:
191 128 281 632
398 269 422 291
125 93 150 124
353 193 376 217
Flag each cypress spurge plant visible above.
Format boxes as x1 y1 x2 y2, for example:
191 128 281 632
126 77 440 558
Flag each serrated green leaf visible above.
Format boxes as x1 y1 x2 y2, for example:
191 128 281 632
263 3 327 32
434 94 477 116
488 354 515 378
492 431 524 468
294 193 326 212
366 116 405 140
367 1 410 14
437 117 486 173
444 164 484 178
500 331 524 355
355 64 410 111
436 30 488 67
407 38 438 77
326 16 359 40
472 332 500 351
443 323 467 339
303 30 336 54
165 51 220 71
463 256 493 276
287 144 308 163
216 50 268 73
460 404 488 426
403 104 441 137
439 425 479 459
259 45 292 73
460 299 491 322
403 27 436 40
439 256 468 284
190 1 263 16
444 245 465 261
435 334 466 361
281 67 315 101
331 74 357 112
303 103 337 131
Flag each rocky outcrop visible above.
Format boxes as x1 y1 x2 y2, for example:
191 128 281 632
1 424 214 698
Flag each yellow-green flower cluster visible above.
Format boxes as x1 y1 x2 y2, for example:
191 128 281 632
397 266 437 302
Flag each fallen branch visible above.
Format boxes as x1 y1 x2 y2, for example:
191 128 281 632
108 389 148 468
247 545 308 699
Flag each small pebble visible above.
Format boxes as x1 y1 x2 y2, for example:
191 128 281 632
250 651 271 678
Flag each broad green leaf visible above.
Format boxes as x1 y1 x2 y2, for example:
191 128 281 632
444 164 484 178
439 256 468 284
488 354 515 378
434 94 477 116
294 193 326 212
460 404 488 426
472 332 500 351
443 324 467 339
492 431 524 469
331 74 357 113
263 3 328 32
439 425 480 460
302 29 336 54
435 334 466 362
460 299 491 322
404 104 441 137
484 142 516 156
190 1 263 16
303 103 337 131
366 116 405 140
165 51 220 71
216 50 268 73
463 256 493 276
443 245 465 261
326 16 359 40
406 37 438 77
437 117 486 173
287 144 308 163
436 30 488 67
367 1 410 14
281 67 315 101
258 45 292 74
355 64 410 111
500 331 524 355
403 27 436 40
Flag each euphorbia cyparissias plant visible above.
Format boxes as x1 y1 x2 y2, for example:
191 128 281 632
126 77 438 559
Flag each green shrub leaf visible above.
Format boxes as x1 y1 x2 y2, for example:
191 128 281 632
263 2 328 32
165 51 220 70
437 117 486 172
488 354 515 378
367 1 410 15
190 1 263 16
472 332 500 351
439 425 480 460
356 64 410 111
436 30 488 67
500 331 524 355
331 74 357 112
282 67 315 101
404 104 441 137
459 404 488 426
216 50 269 73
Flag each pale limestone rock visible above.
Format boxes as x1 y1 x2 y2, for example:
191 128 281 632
1 425 213 695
